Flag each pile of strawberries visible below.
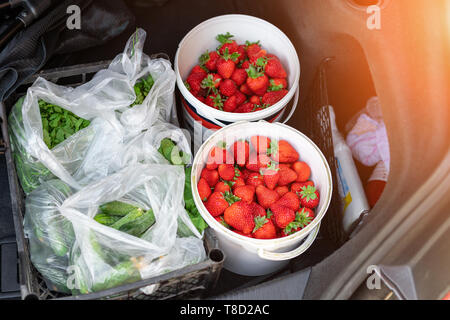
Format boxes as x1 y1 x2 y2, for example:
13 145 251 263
197 136 320 239
184 32 289 113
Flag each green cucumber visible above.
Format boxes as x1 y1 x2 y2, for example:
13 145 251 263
110 208 144 230
94 213 122 226
91 260 142 292
119 209 155 237
99 201 140 216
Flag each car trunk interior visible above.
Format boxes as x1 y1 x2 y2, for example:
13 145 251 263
1 0 449 300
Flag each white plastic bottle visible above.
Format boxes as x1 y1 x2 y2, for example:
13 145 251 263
328 106 370 233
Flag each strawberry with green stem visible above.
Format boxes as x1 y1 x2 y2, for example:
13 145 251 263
201 74 222 95
298 185 320 209
252 215 277 239
224 201 255 234
205 93 225 110
216 32 238 55
216 47 240 79
268 78 287 91
245 64 269 96
200 50 220 71
260 161 280 190
282 207 315 236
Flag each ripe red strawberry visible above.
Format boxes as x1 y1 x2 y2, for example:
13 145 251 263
270 140 299 163
261 89 288 106
241 60 251 70
298 185 320 209
249 95 261 105
241 169 253 181
250 136 271 154
187 72 207 95
282 207 315 236
239 83 254 96
218 164 236 181
232 140 250 166
217 47 240 79
233 185 255 203
233 91 247 106
205 93 224 110
236 45 247 62
277 167 298 186
201 168 219 187
246 65 269 96
190 65 208 76
197 178 212 201
219 79 237 97
291 181 315 194
252 216 277 239
250 202 266 217
201 74 222 94
231 68 248 86
278 163 292 169
261 163 280 190
224 201 255 234
270 203 296 229
256 185 281 209
292 161 311 182
265 55 287 78
223 95 238 112
235 102 254 113
217 33 239 55
216 58 236 79
274 192 300 211
275 186 290 197
205 192 230 217
246 172 265 188
206 146 233 170
200 51 220 71
231 176 246 191
269 78 288 90
246 42 267 62
214 181 231 194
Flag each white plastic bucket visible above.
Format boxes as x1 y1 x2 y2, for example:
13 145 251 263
175 14 301 139
191 121 333 276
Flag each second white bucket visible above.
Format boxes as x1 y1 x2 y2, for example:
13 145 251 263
191 121 333 276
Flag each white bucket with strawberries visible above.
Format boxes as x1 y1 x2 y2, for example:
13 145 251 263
175 14 300 140
191 121 332 276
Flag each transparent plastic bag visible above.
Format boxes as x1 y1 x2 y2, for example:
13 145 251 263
24 163 206 294
108 28 178 137
8 29 178 193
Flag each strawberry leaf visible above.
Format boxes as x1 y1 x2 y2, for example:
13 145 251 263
199 51 210 66
223 191 241 205
252 215 268 233
268 79 283 92
216 32 234 44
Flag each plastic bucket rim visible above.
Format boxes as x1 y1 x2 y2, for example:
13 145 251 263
191 121 333 252
174 14 301 123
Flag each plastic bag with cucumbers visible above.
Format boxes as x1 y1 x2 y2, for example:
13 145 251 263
8 28 177 194
24 162 206 295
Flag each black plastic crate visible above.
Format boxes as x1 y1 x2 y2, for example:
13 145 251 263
0 60 224 300
297 58 347 246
